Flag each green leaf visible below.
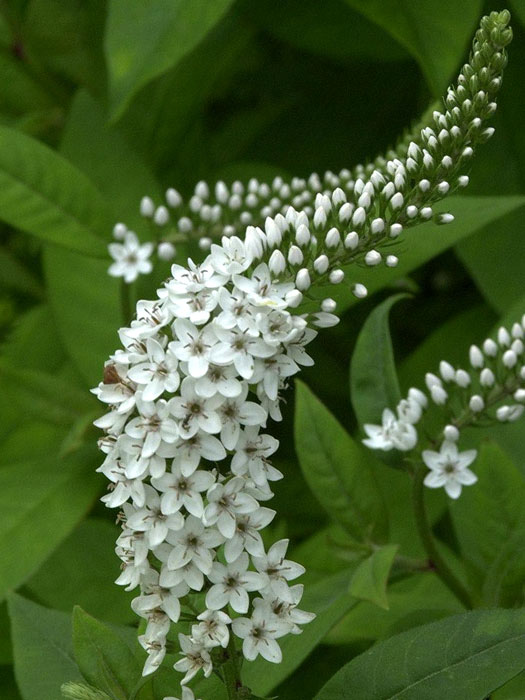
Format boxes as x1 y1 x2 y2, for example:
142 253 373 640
243 569 357 696
343 0 482 95
27 518 135 625
315 608 525 700
329 196 525 315
43 247 121 388
0 126 111 256
61 90 162 229
449 441 525 607
349 544 399 610
105 0 236 121
22 0 106 97
0 359 93 426
327 571 462 646
0 450 99 600
294 380 387 543
246 0 408 64
350 294 407 427
73 607 140 700
8 594 82 700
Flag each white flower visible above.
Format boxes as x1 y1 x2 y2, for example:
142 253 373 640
363 409 417 451
171 431 226 477
192 609 232 649
127 338 180 401
166 516 223 573
125 396 179 458
210 325 275 380
108 231 153 283
232 605 289 663
203 476 259 538
169 319 218 378
170 378 223 439
231 427 282 486
233 263 293 309
252 539 305 601
422 441 477 499
217 384 268 450
152 464 215 517
194 363 243 399
210 236 252 275
164 687 201 700
224 507 275 562
174 634 213 684
125 488 184 547
206 553 267 613
260 584 315 633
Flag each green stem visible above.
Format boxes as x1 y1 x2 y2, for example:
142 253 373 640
120 280 131 325
221 636 246 700
412 468 473 609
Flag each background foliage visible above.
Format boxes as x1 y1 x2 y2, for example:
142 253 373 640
1 1 525 698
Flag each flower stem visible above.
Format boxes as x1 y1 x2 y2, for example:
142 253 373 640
120 280 131 325
411 468 472 609
221 637 247 700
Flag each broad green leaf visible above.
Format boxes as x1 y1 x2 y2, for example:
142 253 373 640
44 90 164 387
449 443 524 577
349 544 399 610
247 0 408 63
0 359 93 425
343 0 482 95
73 607 140 700
23 0 106 98
350 294 407 427
294 380 387 543
327 571 462 646
494 669 525 700
316 608 525 700
327 196 525 315
0 126 110 256
105 0 236 121
1 304 66 373
8 594 82 700
0 246 43 297
243 569 357 696
0 450 99 599
118 12 253 174
27 519 134 625
43 247 121 388
61 90 162 229
456 207 525 313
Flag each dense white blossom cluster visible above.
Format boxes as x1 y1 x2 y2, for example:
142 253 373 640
363 316 525 498
94 237 318 684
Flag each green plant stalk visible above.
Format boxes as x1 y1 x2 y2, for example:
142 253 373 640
412 467 472 609
120 279 131 325
221 636 248 700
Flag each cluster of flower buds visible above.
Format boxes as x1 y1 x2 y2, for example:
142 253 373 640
107 12 512 307
94 240 317 685
363 314 525 499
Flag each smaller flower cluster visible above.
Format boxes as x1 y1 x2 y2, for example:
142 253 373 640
363 314 525 499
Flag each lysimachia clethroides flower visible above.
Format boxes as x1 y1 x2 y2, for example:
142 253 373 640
93 10 512 691
363 316 525 499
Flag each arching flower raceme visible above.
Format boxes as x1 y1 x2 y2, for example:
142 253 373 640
94 11 513 695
